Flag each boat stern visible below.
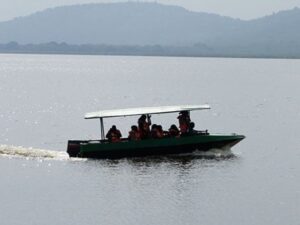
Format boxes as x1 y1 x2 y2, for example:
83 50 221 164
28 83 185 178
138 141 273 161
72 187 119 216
67 140 82 157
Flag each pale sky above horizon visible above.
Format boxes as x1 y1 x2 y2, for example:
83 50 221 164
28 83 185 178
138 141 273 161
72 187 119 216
1 0 300 22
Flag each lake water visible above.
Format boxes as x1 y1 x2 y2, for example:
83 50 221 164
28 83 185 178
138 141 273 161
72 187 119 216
0 54 299 225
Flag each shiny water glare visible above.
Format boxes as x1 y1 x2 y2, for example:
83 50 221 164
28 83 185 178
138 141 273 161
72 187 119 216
0 54 299 225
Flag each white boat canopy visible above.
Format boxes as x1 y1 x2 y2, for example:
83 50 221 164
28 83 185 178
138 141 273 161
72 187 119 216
85 104 210 119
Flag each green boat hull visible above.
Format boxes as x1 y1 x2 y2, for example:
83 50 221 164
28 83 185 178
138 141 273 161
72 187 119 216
67 134 245 159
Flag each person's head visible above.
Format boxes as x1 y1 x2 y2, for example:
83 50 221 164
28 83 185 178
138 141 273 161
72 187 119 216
112 125 117 130
151 124 157 130
189 122 195 129
180 110 188 115
157 125 163 131
170 124 178 130
140 114 146 120
131 125 138 131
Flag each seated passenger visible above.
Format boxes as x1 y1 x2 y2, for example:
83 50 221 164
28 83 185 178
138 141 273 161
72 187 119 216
156 125 164 138
150 124 159 138
177 111 191 134
188 122 197 135
168 124 180 137
106 125 122 143
150 124 165 139
128 125 141 141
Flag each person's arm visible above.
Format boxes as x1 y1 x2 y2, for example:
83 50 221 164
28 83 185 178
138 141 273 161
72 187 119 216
147 114 151 125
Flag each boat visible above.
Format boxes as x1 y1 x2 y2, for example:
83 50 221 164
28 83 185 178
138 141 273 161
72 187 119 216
67 105 245 159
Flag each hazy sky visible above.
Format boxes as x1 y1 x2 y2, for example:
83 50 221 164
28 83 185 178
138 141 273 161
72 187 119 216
1 0 300 22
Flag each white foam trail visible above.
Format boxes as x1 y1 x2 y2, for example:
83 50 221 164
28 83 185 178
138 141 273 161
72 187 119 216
0 144 235 161
193 148 234 158
194 145 235 158
0 144 73 160
176 145 234 158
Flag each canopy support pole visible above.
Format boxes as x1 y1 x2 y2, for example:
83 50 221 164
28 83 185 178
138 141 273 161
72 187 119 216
100 118 105 140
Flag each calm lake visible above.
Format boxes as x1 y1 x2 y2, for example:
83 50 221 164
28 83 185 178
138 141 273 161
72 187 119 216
0 54 299 225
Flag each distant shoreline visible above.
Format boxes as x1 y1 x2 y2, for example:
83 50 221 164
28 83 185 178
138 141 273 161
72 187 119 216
0 50 299 60
0 42 299 59
1 3 300 60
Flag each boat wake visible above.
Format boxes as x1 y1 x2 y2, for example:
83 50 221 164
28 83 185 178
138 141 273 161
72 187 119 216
175 146 235 159
0 144 235 161
0 144 79 161
193 148 235 159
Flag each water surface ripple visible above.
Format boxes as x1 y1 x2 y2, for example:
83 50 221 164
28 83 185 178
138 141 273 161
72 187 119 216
0 54 299 225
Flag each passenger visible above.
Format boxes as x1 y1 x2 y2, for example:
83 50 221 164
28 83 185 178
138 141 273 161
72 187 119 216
188 122 197 135
156 125 164 138
150 124 165 138
138 114 151 139
128 125 141 141
177 111 191 134
106 125 122 143
168 124 180 137
150 124 158 138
